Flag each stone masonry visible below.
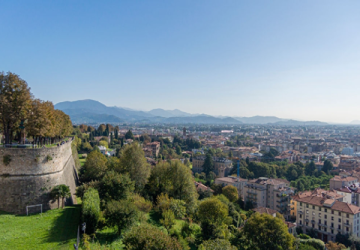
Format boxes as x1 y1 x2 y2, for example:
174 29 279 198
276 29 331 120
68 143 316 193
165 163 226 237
0 142 78 214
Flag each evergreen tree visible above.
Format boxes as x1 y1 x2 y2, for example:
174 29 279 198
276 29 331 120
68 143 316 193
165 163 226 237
202 154 215 176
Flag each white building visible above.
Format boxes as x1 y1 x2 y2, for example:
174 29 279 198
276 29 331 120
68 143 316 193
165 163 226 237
342 147 354 156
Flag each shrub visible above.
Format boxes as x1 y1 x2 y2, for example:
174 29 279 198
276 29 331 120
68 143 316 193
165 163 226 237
156 193 171 212
299 234 311 239
199 239 237 250
46 155 53 161
299 239 325 250
82 188 101 234
169 199 186 219
123 223 182 250
3 155 11 166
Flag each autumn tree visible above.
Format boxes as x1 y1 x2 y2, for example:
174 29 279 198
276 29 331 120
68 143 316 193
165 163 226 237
0 72 32 144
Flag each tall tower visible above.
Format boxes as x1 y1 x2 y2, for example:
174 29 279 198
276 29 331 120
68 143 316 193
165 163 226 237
183 127 186 138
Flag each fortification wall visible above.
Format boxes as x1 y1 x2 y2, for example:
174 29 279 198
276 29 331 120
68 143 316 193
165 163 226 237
0 142 78 214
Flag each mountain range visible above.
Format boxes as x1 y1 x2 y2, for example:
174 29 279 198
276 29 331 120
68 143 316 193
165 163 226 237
55 99 328 125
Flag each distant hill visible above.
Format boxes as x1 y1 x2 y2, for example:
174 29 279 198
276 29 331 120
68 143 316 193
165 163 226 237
350 120 360 125
55 100 154 121
55 99 329 125
147 108 192 118
69 113 124 124
274 120 327 126
234 116 286 124
162 116 242 124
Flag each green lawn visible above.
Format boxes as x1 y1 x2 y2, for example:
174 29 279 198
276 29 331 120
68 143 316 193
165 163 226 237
79 158 86 167
0 206 81 250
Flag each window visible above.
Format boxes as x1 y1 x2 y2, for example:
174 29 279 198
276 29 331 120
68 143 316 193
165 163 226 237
347 227 349 232
312 205 315 209
300 220 302 225
319 213 321 217
300 214 302 218
325 209 328 212
331 216 334 221
331 229 334 234
324 228 327 232
332 210 334 214
331 223 334 227
339 219 341 223
319 207 321 211
346 220 349 225
339 212 342 216
325 221 327 225
318 226 321 230
325 215 327 219
319 219 321 224
338 225 341 230
300 202 303 206
347 214 349 218
306 204 309 208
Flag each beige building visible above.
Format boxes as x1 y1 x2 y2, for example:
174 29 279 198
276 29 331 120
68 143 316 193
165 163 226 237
215 176 248 198
192 156 232 177
144 142 160 158
330 175 358 190
243 177 294 218
293 195 360 242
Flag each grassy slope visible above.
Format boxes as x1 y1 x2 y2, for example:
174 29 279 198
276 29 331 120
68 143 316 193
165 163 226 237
0 206 81 250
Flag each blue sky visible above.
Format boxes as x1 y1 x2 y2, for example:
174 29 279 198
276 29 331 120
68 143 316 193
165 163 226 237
1 1 359 123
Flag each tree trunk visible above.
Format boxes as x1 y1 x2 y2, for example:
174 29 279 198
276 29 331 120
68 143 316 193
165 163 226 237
62 197 65 208
58 198 60 209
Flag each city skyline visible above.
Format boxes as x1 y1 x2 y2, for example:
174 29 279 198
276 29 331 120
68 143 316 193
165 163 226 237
1 1 360 123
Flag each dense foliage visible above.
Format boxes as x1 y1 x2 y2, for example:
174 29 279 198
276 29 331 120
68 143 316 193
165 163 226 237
82 188 101 234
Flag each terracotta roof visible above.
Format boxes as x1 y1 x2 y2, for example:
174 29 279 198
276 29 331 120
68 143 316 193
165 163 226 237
252 207 277 215
331 175 358 182
216 177 247 183
292 188 343 200
293 196 360 214
285 221 296 229
195 182 214 193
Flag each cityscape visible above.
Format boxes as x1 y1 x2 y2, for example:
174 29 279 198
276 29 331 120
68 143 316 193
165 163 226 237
1 1 360 250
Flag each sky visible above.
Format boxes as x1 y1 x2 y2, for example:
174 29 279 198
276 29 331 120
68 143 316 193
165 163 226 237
1 1 360 123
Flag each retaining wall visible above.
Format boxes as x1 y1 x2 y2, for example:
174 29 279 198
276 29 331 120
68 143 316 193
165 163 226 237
0 142 78 214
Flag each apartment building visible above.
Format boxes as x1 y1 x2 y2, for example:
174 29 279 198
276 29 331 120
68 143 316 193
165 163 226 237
192 156 232 177
215 176 248 198
243 177 294 218
293 195 360 242
144 142 160 157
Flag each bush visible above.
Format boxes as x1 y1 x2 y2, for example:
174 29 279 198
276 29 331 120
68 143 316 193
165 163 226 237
46 155 53 161
199 239 237 250
123 223 182 250
299 234 311 239
82 188 101 234
169 199 187 219
299 239 325 250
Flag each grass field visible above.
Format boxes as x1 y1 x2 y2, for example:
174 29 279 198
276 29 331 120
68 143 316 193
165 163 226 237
0 206 81 250
79 158 86 167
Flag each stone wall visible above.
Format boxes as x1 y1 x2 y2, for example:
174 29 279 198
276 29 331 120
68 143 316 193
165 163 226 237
0 142 78 214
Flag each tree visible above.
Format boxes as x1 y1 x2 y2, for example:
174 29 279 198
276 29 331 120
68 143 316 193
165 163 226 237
325 241 346 250
99 140 108 149
105 200 139 235
222 185 238 202
241 213 295 250
117 142 151 191
199 239 237 250
160 209 176 233
80 150 108 182
50 184 71 208
0 72 32 144
98 171 135 201
125 129 134 139
322 160 334 173
305 161 316 176
197 197 230 226
82 188 101 234
202 154 215 176
123 224 182 250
